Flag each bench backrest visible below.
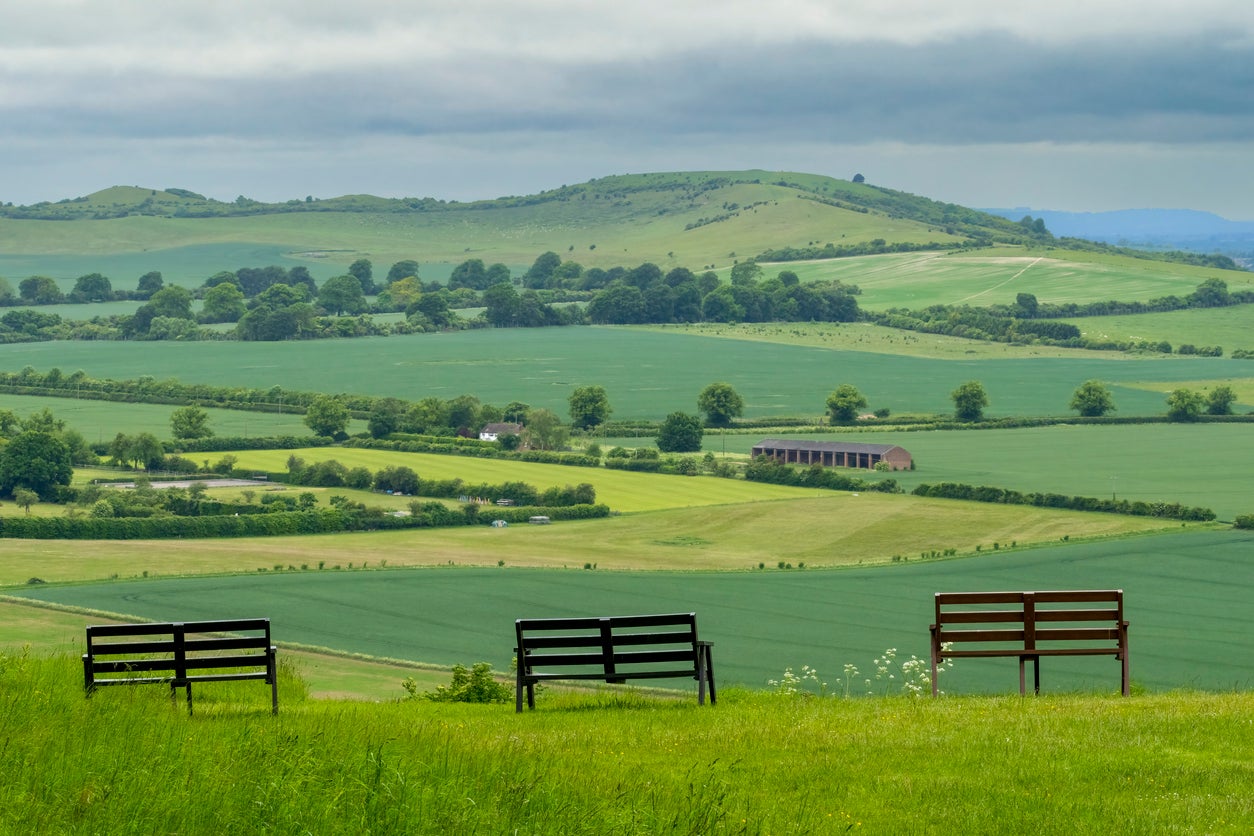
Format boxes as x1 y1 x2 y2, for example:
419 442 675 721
83 618 275 685
515 613 703 681
933 590 1126 653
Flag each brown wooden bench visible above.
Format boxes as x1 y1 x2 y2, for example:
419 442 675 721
929 590 1129 696
83 618 278 714
514 612 715 712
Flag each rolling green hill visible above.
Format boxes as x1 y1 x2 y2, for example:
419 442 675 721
1 170 1220 285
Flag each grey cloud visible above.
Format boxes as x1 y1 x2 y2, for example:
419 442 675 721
4 33 1251 149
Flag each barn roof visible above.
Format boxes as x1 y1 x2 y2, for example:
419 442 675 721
752 438 907 456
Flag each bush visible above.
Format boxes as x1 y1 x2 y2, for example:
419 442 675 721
404 662 512 704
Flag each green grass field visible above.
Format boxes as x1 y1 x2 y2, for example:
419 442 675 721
755 247 1246 310
9 528 1252 693
0 393 324 441
695 423 1254 522
4 651 1250 832
1069 304 1254 355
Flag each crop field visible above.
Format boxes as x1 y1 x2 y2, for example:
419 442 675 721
0 327 1244 421
10 528 1252 693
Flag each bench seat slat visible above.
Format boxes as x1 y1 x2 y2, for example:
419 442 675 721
941 647 1124 658
937 629 1025 643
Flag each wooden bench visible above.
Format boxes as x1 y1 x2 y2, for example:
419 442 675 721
930 590 1129 696
514 612 715 712
83 618 278 714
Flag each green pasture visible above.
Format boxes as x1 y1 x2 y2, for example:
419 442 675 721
1069 304 1254 355
11 528 1253 693
699 423 1254 522
761 247 1243 310
0 327 1245 421
0 393 323 442
0 242 345 288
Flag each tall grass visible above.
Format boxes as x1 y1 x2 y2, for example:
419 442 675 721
2 651 1250 833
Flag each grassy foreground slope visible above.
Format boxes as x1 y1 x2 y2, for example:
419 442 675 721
3 653 1250 833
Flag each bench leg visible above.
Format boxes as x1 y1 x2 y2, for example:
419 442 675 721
1018 658 1026 696
704 645 716 706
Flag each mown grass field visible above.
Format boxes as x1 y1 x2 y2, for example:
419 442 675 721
4 651 1250 833
0 327 1244 421
9 528 1253 694
0 489 1190 585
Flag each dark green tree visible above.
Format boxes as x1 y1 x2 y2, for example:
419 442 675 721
18 275 64 304
568 385 611 430
1069 380 1116 417
317 274 368 316
523 251 562 289
951 381 989 422
367 397 408 438
524 408 568 451
826 384 869 424
697 382 744 427
1166 388 1206 422
347 258 374 295
0 430 72 499
386 260 420 284
71 272 113 302
1206 385 1237 415
136 271 164 299
449 258 489 290
304 395 350 438
656 412 704 453
482 281 520 327
170 405 214 440
199 282 246 323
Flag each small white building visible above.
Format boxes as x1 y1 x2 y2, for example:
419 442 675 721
479 422 523 442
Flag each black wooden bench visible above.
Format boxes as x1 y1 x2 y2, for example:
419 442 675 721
929 590 1129 696
514 612 715 712
83 618 278 714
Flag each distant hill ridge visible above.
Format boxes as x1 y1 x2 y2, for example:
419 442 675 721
0 170 1043 244
983 207 1254 258
0 171 1243 271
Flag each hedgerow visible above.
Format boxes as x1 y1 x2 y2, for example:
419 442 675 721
911 482 1215 521
0 503 609 539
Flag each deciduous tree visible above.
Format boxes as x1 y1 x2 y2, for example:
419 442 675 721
826 384 868 424
1069 380 1116 417
697 382 744 427
568 385 612 430
951 381 988 422
656 412 704 453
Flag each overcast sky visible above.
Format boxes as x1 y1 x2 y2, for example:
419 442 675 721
3 1 1253 218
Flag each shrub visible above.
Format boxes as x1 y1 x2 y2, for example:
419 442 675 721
405 662 512 703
